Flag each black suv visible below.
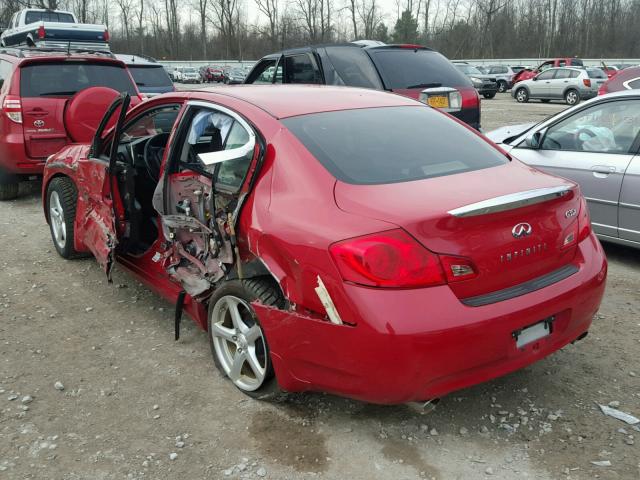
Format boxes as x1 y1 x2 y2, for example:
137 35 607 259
244 43 481 129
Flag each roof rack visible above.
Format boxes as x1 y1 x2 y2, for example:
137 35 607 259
0 45 115 59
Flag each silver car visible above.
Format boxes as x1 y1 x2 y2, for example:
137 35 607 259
486 65 519 92
487 90 640 249
512 67 607 105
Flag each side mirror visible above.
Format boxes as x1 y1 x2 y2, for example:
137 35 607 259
525 128 546 148
532 76 538 81
0 79 4 90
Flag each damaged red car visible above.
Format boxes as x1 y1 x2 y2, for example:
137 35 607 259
42 85 607 404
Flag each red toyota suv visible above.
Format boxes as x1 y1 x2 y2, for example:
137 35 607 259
0 47 142 200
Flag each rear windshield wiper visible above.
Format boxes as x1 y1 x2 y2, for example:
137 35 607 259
40 91 77 96
406 82 442 89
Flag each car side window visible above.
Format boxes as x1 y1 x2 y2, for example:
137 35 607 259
537 70 555 80
539 62 552 72
541 100 640 154
178 108 254 190
246 59 276 84
555 69 571 79
284 54 321 84
570 70 580 78
625 78 640 89
121 105 180 142
558 60 566 67
274 59 283 84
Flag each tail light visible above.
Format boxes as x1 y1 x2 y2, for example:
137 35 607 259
561 221 578 250
461 88 480 109
439 255 478 283
2 95 22 124
583 78 592 87
103 30 110 41
37 25 45 39
598 84 607 96
577 196 592 242
330 229 445 288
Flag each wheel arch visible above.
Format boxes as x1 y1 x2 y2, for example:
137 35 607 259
43 173 77 224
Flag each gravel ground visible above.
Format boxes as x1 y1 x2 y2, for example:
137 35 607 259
1 93 639 480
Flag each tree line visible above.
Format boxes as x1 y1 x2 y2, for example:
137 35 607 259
2 0 640 61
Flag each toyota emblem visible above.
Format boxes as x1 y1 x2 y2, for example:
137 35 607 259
33 119 45 128
512 222 532 238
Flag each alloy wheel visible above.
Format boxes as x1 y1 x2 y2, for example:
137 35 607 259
210 295 268 392
49 190 67 249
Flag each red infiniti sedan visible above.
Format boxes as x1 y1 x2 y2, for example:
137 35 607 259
42 85 607 404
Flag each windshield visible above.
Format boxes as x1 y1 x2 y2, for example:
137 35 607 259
283 106 507 185
456 64 483 75
20 62 137 97
368 49 472 89
25 11 75 24
184 68 197 73
129 66 172 87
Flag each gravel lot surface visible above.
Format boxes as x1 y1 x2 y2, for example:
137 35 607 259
1 93 639 480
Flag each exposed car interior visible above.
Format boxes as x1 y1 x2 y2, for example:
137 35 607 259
103 101 256 296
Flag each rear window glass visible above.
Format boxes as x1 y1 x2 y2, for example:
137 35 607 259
368 49 472 89
129 66 172 87
25 11 74 24
321 47 383 89
571 59 584 66
283 106 507 185
588 68 607 79
20 62 137 97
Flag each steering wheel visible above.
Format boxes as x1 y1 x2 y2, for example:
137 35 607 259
143 132 170 181
574 128 597 151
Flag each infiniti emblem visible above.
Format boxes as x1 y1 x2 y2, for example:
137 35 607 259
33 119 45 128
512 222 532 238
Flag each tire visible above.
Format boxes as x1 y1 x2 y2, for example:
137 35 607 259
483 92 496 99
515 87 529 103
207 277 285 400
46 177 80 259
497 80 508 93
0 181 19 201
565 89 580 105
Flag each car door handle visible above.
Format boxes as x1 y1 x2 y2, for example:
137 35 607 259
563 80 569 83
591 165 616 176
25 110 48 117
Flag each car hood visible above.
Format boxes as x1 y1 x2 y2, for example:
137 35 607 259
486 122 536 144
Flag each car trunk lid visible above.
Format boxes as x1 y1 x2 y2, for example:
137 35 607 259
334 162 580 300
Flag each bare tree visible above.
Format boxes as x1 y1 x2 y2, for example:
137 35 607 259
254 0 278 47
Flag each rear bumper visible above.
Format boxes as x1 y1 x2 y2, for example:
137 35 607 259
255 233 607 404
0 132 44 178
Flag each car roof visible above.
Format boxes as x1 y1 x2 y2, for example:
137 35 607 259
0 47 122 65
192 84 419 119
257 42 433 59
115 54 160 66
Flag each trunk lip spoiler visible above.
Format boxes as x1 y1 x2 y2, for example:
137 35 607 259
448 185 573 218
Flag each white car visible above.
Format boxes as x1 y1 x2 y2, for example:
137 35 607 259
512 67 607 105
173 67 201 84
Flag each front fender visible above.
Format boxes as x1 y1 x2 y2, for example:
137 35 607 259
42 144 87 219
